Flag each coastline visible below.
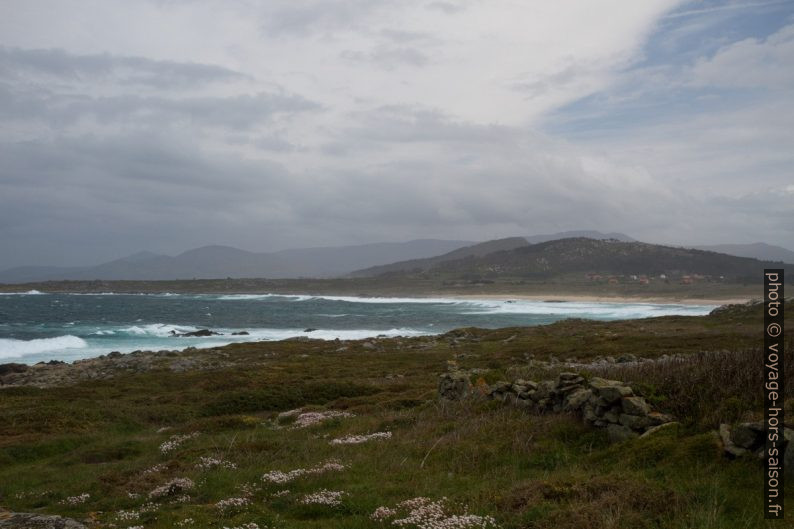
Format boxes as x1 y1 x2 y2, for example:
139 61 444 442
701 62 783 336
446 293 754 306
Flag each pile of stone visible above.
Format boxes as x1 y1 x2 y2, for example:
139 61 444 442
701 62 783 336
439 370 675 441
719 422 793 464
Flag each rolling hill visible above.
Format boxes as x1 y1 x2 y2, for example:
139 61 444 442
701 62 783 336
354 237 794 282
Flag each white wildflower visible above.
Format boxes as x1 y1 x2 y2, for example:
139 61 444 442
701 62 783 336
196 455 237 470
330 431 392 445
60 493 90 505
292 410 355 429
215 496 251 511
261 460 346 484
148 477 194 499
159 432 199 454
300 489 346 507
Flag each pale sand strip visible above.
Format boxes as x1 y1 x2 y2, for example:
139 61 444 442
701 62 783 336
445 294 755 306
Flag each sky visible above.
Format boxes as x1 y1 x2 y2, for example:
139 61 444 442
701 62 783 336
0 0 792 269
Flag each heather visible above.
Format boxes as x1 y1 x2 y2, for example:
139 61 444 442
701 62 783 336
1 301 792 528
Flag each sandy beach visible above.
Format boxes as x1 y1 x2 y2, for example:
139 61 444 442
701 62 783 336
448 293 756 306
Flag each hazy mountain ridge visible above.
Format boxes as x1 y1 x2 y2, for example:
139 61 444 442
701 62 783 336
0 239 474 283
690 242 794 264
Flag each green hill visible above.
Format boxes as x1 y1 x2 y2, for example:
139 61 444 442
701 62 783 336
360 237 794 283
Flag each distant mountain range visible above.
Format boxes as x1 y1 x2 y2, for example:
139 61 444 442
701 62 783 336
1 231 791 283
690 243 794 264
352 237 794 282
0 239 473 283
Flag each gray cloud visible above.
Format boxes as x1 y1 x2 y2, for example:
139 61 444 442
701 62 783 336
0 0 791 270
0 46 247 88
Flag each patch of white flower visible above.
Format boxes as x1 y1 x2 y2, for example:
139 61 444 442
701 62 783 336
372 497 499 528
292 410 355 429
148 478 194 499
159 432 199 454
215 496 251 511
300 489 346 507
330 431 392 445
196 455 237 470
60 493 90 505
261 460 346 484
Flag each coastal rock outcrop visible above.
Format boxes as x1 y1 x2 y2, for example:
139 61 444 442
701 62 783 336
169 329 222 337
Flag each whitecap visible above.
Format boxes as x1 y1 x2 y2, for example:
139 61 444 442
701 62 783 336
0 335 87 358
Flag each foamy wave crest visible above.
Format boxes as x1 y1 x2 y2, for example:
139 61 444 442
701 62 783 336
0 335 87 358
459 300 716 317
214 294 313 301
296 294 462 304
120 324 200 337
0 289 45 295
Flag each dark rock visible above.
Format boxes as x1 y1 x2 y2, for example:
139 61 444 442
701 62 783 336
619 413 653 431
0 363 28 376
438 371 472 401
731 422 764 449
107 351 123 358
170 329 221 337
231 331 250 336
607 423 638 442
621 396 651 416
303 328 318 333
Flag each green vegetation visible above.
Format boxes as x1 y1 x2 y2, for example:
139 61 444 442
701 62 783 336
1 302 792 528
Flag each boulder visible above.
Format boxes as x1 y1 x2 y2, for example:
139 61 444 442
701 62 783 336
564 388 592 411
170 329 221 337
619 413 652 431
731 422 764 449
621 396 651 416
607 423 638 442
719 424 748 457
438 371 472 401
640 422 681 438
0 513 87 529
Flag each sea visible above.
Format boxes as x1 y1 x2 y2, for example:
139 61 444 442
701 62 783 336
0 291 717 364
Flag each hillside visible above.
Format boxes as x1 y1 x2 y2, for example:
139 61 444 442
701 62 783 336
350 237 529 277
361 237 794 283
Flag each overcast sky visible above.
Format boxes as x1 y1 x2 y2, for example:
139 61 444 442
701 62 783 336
0 0 792 269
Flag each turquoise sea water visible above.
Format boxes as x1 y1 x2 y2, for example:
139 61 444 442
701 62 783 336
0 291 717 364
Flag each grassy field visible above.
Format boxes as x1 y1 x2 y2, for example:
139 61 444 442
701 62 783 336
1 301 792 528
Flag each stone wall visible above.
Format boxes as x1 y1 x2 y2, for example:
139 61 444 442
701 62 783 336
439 369 675 441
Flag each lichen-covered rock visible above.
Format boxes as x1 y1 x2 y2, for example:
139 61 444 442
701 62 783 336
564 388 592 410
438 371 472 401
621 396 651 416
0 513 87 529
719 424 748 457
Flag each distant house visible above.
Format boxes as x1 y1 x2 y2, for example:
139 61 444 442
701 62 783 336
680 275 693 285
608 276 619 284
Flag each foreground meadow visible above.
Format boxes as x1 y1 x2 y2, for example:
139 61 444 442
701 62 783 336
1 301 792 528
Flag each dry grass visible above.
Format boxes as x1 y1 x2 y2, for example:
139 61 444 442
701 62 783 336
590 341 794 427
